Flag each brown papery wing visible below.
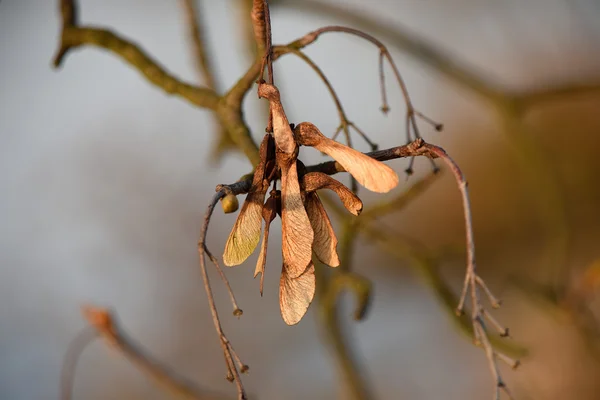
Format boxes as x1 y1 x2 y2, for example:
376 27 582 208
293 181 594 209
223 134 272 266
318 139 399 193
281 160 314 278
279 262 316 325
305 192 339 267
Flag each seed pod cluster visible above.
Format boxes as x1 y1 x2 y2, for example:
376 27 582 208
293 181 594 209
223 82 399 325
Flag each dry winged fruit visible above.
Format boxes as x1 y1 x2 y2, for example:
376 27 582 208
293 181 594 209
294 122 399 193
223 82 399 325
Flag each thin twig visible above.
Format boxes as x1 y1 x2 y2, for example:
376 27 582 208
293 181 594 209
426 145 517 397
323 193 527 358
289 25 442 142
197 192 247 400
273 46 379 154
205 247 243 315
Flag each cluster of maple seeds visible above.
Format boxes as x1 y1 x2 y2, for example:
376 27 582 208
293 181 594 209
223 82 399 325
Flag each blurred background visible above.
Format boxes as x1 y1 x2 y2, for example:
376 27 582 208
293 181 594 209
1 0 600 399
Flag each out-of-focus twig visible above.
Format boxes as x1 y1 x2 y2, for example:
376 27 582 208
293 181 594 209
179 0 220 90
74 305 227 400
178 0 240 163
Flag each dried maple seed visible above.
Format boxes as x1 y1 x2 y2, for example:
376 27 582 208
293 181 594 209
223 134 274 266
303 172 363 216
294 122 399 193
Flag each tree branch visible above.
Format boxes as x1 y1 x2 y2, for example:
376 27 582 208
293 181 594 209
54 1 220 110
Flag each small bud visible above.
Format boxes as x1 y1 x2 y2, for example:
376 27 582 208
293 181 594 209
233 308 243 318
221 194 239 214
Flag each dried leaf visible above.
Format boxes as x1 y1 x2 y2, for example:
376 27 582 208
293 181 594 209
279 262 316 325
305 192 339 267
258 83 296 154
303 172 363 216
223 134 273 266
254 193 278 295
279 151 314 278
295 122 399 193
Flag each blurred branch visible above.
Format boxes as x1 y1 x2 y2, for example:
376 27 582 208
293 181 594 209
515 82 600 111
322 180 528 359
499 108 570 290
315 220 374 400
178 0 242 163
179 0 220 90
74 305 226 400
54 0 261 165
61 327 96 400
316 261 374 400
54 4 219 110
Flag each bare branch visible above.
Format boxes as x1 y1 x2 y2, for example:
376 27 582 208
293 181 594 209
426 145 518 397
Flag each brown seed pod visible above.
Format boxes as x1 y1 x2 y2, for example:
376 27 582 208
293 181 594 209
303 172 363 216
294 122 399 193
